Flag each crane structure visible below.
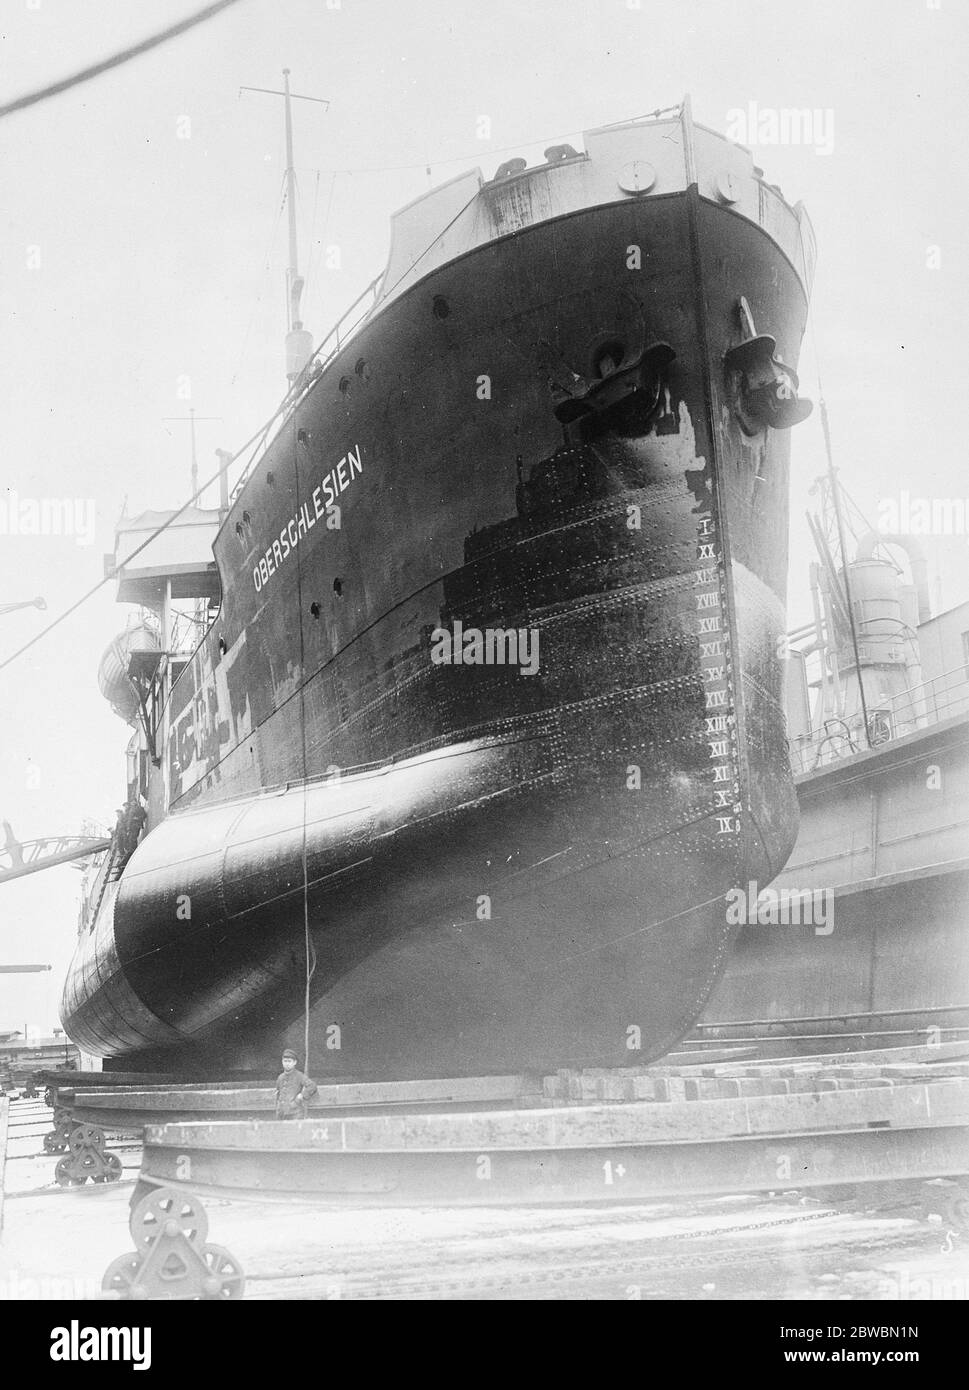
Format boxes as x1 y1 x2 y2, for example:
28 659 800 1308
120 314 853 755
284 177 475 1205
0 831 112 887
1 600 112 885
0 596 46 617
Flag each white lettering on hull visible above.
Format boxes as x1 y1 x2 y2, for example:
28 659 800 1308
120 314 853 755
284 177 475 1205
253 444 362 592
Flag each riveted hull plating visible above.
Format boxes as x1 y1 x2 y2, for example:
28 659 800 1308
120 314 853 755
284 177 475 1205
63 185 810 1077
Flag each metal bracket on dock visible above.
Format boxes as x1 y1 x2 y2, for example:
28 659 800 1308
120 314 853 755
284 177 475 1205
102 1188 244 1300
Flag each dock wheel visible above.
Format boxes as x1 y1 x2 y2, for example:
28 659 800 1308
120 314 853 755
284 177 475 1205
43 1132 68 1154
69 1123 107 1154
54 1156 87 1188
199 1245 245 1300
102 1253 147 1300
92 1152 123 1184
128 1179 157 1213
129 1188 209 1249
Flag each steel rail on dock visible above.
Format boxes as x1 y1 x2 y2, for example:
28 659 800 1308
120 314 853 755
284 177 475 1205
131 1067 969 1209
27 1047 969 1299
40 1046 967 1208
32 1044 969 1207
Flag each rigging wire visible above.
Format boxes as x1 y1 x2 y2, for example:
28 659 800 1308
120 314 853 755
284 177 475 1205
284 154 321 1064
289 413 316 1067
288 105 682 177
821 398 873 748
0 394 288 673
230 175 288 388
796 219 873 750
308 173 342 330
302 169 328 324
0 0 247 121
226 179 481 501
303 170 323 300
4 163 492 679
2 103 665 676
366 185 479 309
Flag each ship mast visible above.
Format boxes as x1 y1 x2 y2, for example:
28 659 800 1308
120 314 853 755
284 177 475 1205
282 69 301 341
163 406 223 502
189 405 198 495
241 70 329 387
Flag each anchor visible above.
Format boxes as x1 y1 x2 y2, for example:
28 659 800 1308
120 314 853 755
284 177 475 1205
102 1187 245 1300
551 339 676 427
723 296 812 432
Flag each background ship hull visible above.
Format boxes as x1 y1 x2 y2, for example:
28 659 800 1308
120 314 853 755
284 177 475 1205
697 711 969 1055
64 187 810 1076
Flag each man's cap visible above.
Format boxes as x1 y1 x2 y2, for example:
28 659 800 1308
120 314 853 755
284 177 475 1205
281 1048 298 1060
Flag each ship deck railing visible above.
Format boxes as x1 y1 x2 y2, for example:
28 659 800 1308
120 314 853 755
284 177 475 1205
789 662 969 775
229 272 385 503
224 107 710 506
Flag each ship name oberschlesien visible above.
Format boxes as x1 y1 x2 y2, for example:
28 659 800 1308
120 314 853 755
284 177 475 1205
253 443 363 592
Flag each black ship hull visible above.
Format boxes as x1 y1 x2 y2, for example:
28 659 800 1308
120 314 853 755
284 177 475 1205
63 167 812 1077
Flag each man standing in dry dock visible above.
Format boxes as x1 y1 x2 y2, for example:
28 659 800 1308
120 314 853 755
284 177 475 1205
275 1049 318 1120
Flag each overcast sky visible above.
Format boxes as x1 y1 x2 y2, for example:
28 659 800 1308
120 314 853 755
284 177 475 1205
1 0 966 1034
